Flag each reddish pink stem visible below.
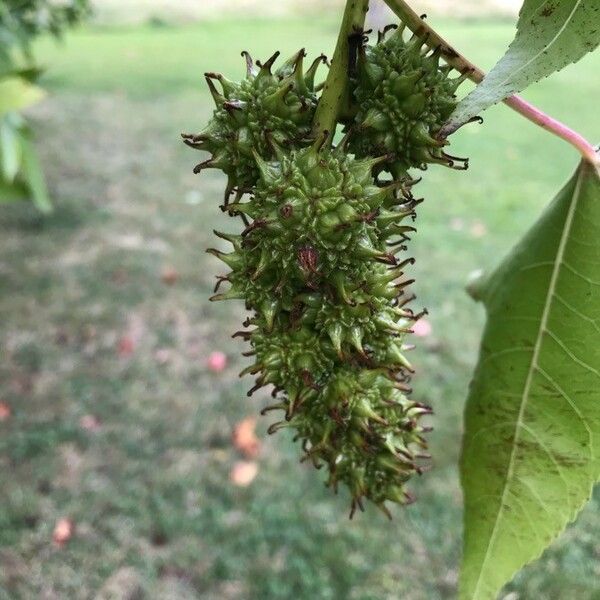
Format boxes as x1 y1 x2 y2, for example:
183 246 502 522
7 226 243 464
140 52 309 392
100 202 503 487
504 95 599 165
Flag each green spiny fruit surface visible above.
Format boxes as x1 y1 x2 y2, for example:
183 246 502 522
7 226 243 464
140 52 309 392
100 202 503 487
182 49 326 198
349 25 468 179
208 139 431 516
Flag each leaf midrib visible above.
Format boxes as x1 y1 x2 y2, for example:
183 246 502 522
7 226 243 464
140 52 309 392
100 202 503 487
470 165 585 599
491 0 583 92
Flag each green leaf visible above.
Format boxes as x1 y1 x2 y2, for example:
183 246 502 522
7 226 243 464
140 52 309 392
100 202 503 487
0 178 28 203
0 116 24 182
460 160 600 600
445 0 600 133
0 76 46 117
20 137 52 213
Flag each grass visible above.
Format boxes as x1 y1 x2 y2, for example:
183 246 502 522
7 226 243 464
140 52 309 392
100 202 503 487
1 16 600 599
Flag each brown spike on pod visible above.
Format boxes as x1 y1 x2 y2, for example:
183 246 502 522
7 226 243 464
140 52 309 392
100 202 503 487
396 257 416 269
260 402 286 415
241 218 268 237
182 138 206 150
247 381 267 397
412 308 429 321
267 420 288 435
397 293 416 308
442 152 469 170
403 491 417 505
376 503 393 520
304 53 327 89
257 50 281 73
379 23 398 43
376 253 397 266
193 159 213 174
204 75 224 106
241 50 254 76
336 128 353 151
232 330 252 340
311 128 331 153
395 278 415 291
393 381 412 393
213 275 230 293
239 363 262 377
223 180 236 208
349 500 358 520
389 244 408 255
467 115 484 125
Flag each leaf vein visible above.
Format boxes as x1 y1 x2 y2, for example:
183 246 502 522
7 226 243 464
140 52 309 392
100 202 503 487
553 292 600 334
536 365 594 471
544 328 600 379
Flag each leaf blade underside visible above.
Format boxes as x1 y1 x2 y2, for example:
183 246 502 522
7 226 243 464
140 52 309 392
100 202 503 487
445 0 600 132
460 160 600 600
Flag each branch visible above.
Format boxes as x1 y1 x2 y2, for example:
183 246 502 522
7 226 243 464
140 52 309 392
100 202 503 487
383 0 600 166
312 0 369 142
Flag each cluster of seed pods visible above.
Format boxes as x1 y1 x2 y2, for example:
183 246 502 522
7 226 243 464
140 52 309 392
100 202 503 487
184 27 466 516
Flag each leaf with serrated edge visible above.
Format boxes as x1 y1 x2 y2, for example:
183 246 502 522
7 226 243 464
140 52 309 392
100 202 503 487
445 0 600 133
460 159 600 600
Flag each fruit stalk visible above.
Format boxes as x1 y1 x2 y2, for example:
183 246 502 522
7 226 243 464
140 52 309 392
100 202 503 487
383 0 600 165
312 0 369 141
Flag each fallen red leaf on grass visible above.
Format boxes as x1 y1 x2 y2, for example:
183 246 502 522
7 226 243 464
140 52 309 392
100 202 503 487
207 351 227 372
0 401 11 422
230 461 258 487
154 348 171 365
79 414 101 432
160 266 179 285
117 335 135 357
53 518 74 547
232 417 261 458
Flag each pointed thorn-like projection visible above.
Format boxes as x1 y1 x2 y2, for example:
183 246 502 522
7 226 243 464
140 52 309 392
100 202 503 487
348 26 469 175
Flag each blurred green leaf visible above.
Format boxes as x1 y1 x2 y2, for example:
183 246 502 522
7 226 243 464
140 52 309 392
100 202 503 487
460 159 600 600
0 115 22 181
20 137 52 213
0 76 45 116
446 0 600 132
0 177 28 203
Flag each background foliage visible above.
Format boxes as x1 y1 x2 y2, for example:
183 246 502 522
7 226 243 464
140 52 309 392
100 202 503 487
1 13 599 598
0 0 89 212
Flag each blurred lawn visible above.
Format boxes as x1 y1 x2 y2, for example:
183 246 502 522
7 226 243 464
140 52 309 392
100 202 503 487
1 17 600 600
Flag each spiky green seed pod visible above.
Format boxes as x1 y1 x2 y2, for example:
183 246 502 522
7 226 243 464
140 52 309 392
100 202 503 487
182 49 326 200
208 138 431 515
348 25 468 179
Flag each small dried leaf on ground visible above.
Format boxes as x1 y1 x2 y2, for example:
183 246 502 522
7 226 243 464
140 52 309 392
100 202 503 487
161 265 179 285
0 401 11 421
232 417 261 458
79 414 101 432
207 351 227 372
230 461 258 487
53 517 74 547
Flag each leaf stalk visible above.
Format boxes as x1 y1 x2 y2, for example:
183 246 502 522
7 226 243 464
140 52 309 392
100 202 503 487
312 0 369 143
